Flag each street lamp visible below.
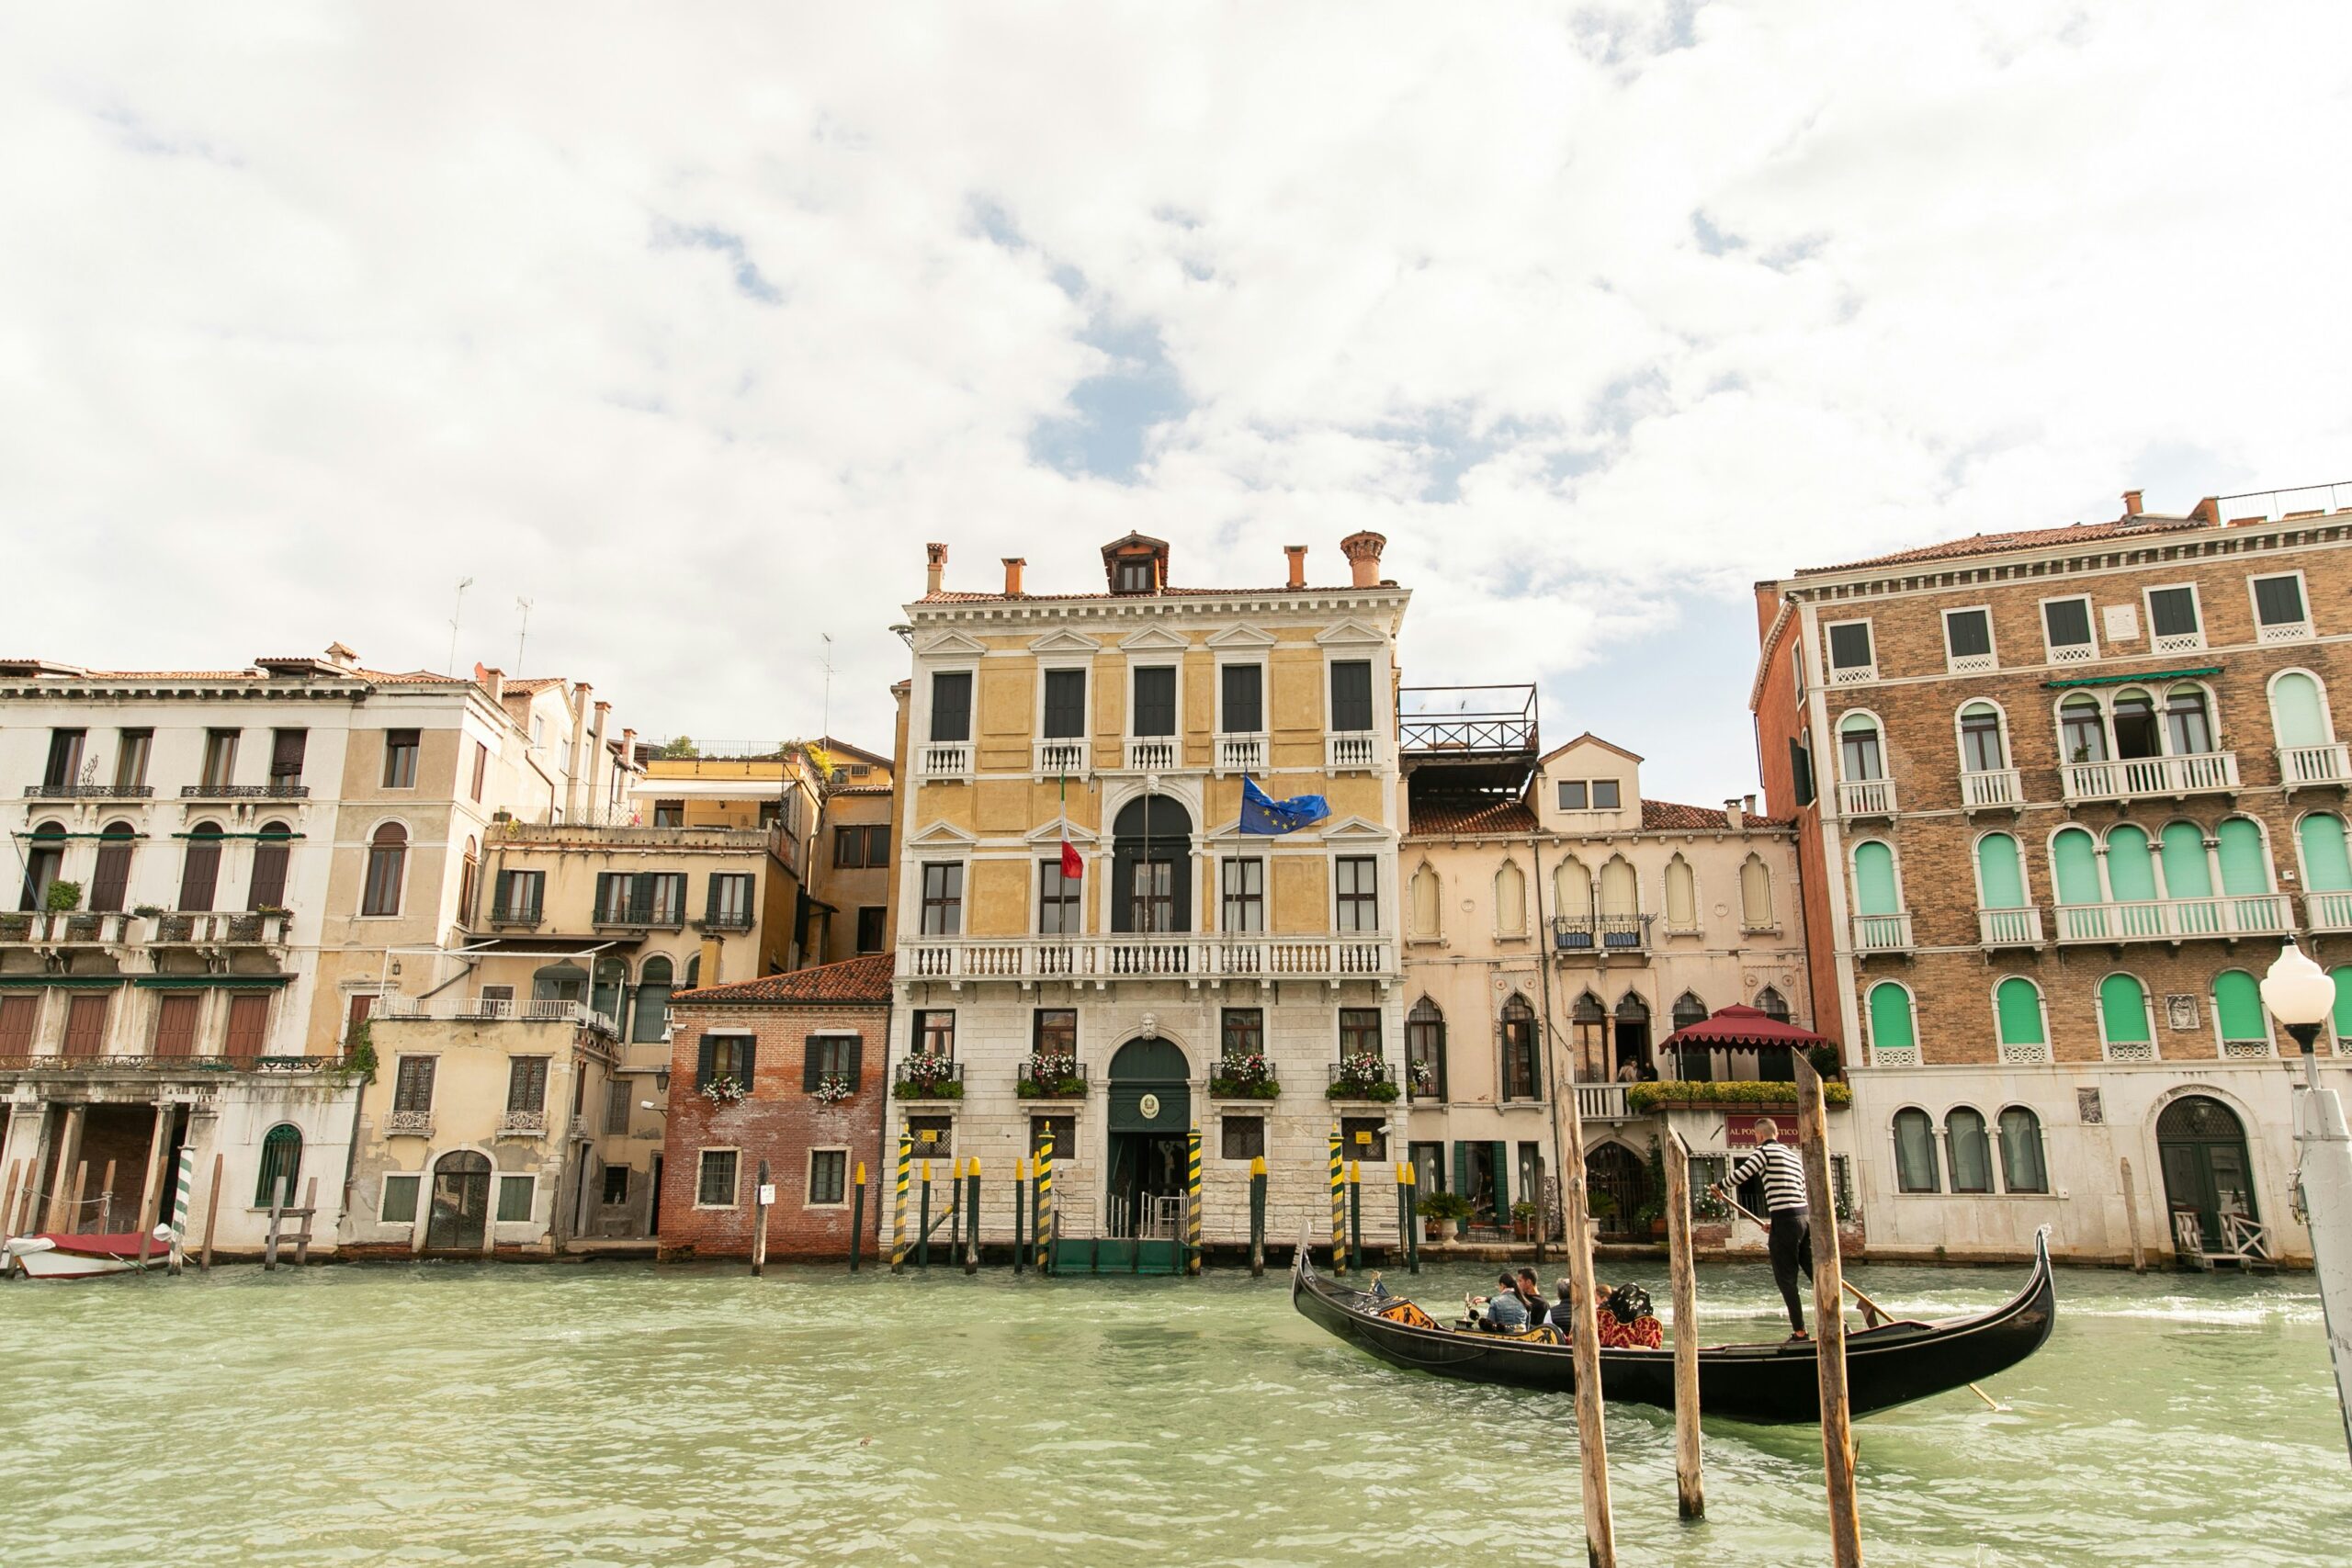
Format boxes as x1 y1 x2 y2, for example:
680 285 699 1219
2261 937 2352 1467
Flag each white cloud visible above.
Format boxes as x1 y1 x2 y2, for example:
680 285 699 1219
2 2 2348 800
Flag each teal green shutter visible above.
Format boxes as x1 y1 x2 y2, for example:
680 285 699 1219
1453 1142 1470 1201
1974 834 2026 908
1491 1143 1510 1217
2052 829 2101 905
1867 983 1915 1051
1995 977 2043 1045
2106 827 2158 901
2159 822 2212 897
2099 974 2151 1043
2271 672 2328 748
2302 814 2352 892
2213 970 2265 1043
2332 967 2352 1043
2215 818 2268 896
1852 841 1898 916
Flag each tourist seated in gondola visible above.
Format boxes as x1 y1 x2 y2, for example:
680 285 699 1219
1513 1268 1548 1321
1467 1271 1529 1332
1547 1278 1580 1336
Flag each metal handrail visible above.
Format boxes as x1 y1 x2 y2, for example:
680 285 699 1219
179 783 311 798
22 784 154 798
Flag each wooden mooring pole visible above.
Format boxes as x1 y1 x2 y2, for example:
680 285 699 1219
752 1160 771 1277
295 1177 318 1266
1560 1072 1617 1568
2120 1157 2147 1274
69 1160 88 1237
1037 1134 1055 1276
1249 1156 1267 1277
135 1100 171 1270
918 1160 933 1270
964 1157 980 1275
200 1152 222 1270
1185 1127 1202 1277
264 1176 287 1271
850 1162 866 1273
1012 1158 1026 1274
1328 1126 1345 1274
0 1159 18 1242
947 1157 962 1261
1403 1161 1419 1274
1796 1057 1863 1566
1664 1131 1703 1520
98 1159 117 1231
1347 1160 1363 1273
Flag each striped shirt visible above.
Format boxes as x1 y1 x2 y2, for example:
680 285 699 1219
1726 1140 1809 1214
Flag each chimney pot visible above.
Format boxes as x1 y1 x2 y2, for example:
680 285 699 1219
1724 796 1744 829
2122 490 2144 516
1744 793 1758 818
479 665 503 703
925 541 948 595
1001 557 1025 596
1340 530 1386 589
1283 545 1307 589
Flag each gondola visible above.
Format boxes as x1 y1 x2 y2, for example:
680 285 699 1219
1291 1225 2056 1425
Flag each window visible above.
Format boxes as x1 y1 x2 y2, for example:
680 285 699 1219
1867 981 1916 1055
383 729 420 788
929 671 973 742
1838 713 1883 781
1558 779 1587 809
224 993 269 1059
1329 660 1374 732
808 1150 848 1206
1739 855 1773 930
907 1116 955 1165
1408 863 1440 938
1221 1007 1263 1061
248 822 291 909
254 1124 302 1207
2042 597 2096 661
153 992 199 1056
861 825 890 865
1043 669 1088 739
1114 557 1155 594
1406 998 1445 1099
1960 704 2006 773
0 994 34 1053
1335 856 1378 931
506 1056 549 1115
1943 607 1995 671
381 1174 421 1224
1946 1108 1993 1193
1757 987 1792 1024
2271 671 2334 751
2059 694 2108 764
42 728 85 789
1997 1108 2047 1193
1221 663 1263 733
469 740 488 801
2212 969 2268 1053
1037 859 1080 934
496 1175 536 1223
114 728 151 788
393 1055 437 1114
1222 1115 1265 1160
1671 991 1709 1032
2098 973 2154 1057
1032 1010 1076 1058
61 992 108 1053
1790 737 1815 807
2147 586 2203 650
1340 1116 1388 1161
605 1078 632 1135
856 907 887 953
603 1166 631 1205
1030 1116 1075 1162
707 874 754 927
835 827 866 868
1131 666 1177 737
1893 1108 1939 1191
1662 857 1695 931
362 823 406 916
493 870 545 922
179 822 224 911
1826 620 1875 681
1495 859 1528 935
90 823 135 913
2165 685 2213 755
641 873 687 925
631 957 673 1043
1975 832 2027 910
200 729 240 789
1339 1007 1381 1060
916 1010 956 1059
920 863 964 935
1556 778 1620 809
653 799 684 828
695 1033 755 1090
1499 994 1538 1100
2251 572 2311 638
1221 857 1264 932
1591 779 1621 809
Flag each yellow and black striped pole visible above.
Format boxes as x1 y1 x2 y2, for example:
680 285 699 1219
1348 1158 1363 1273
850 1160 867 1273
1249 1155 1268 1276
1036 1134 1056 1274
1329 1124 1345 1274
1186 1124 1203 1276
889 1132 911 1274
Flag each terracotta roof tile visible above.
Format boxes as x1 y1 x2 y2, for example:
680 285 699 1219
1797 515 2212 576
1642 799 1792 830
1408 796 1538 836
673 953 895 1006
830 783 894 796
920 582 1386 604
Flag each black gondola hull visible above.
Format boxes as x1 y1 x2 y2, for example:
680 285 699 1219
1291 1231 2055 1425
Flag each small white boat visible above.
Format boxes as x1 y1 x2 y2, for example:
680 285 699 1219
4 1227 177 1280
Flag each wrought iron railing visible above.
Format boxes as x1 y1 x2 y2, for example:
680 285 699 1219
179 783 310 798
1551 914 1652 953
22 784 153 798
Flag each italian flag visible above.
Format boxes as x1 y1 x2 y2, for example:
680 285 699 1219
1058 769 1082 880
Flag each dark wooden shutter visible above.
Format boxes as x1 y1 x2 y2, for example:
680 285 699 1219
846 1036 864 1085
739 1041 757 1089
1491 1142 1510 1217
803 1040 823 1091
1790 738 1815 807
0 994 37 1052
1329 660 1373 731
154 994 200 1056
270 728 308 781
1221 663 1262 732
930 671 972 742
696 1034 719 1089
1133 667 1176 736
90 835 133 911
1451 1141 1469 1201
1043 669 1087 739
225 994 269 1061
179 833 222 911
248 835 289 909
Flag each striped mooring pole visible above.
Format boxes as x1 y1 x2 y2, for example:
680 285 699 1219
1186 1125 1203 1276
963 1157 980 1275
1036 1134 1055 1275
1249 1155 1268 1277
1328 1125 1345 1274
1013 1157 1027 1274
1348 1159 1363 1274
889 1132 911 1275
850 1161 866 1273
1401 1160 1419 1273
918 1160 933 1269
168 1144 196 1275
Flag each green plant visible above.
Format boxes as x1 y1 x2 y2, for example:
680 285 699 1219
132 904 163 919
44 879 82 912
1419 1190 1474 1222
1807 1045 1843 1081
1587 1191 1617 1219
1625 1078 1851 1114
343 1021 379 1083
1510 1199 1540 1224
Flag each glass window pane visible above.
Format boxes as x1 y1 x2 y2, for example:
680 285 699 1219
380 1174 420 1224
1894 1110 1939 1191
1998 1109 2047 1193
1947 1109 1992 1193
496 1175 534 1222
1591 779 1621 809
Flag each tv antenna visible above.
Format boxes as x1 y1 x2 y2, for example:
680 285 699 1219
820 632 835 743
447 577 475 675
515 597 535 672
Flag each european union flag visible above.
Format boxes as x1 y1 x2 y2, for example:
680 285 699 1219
1240 776 1330 835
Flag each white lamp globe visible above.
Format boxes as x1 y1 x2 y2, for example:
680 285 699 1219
2260 939 2337 1029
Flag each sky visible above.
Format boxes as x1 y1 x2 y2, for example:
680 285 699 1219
5 4 2350 804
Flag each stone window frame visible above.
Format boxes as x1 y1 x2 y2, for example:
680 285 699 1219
805 1146 851 1210
695 1146 741 1211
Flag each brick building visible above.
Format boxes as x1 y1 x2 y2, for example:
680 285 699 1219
658 953 893 1260
1753 482 2352 1265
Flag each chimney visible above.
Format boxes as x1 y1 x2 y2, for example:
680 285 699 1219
1001 557 1025 596
1339 530 1386 589
2191 496 2222 525
1283 544 1307 589
925 541 948 595
1744 793 1758 820
478 664 503 703
2121 490 2144 516
1724 797 1744 830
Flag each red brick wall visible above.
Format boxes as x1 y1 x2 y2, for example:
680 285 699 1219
1752 589 1843 1052
658 999 891 1259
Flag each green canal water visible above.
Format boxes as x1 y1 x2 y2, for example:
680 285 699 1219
0 1258 2344 1566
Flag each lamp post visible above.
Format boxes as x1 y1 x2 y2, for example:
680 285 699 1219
2260 938 2352 1466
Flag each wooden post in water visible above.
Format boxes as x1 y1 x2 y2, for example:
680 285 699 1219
947 1156 962 1260
264 1175 287 1271
1559 1066 1617 1568
964 1157 980 1275
1393 1161 1408 1263
1796 1057 1862 1566
890 1133 910 1274
1403 1161 1419 1274
296 1176 319 1266
135 1100 171 1269
0 1159 17 1242
752 1159 771 1277
850 1161 866 1273
166 1145 194 1276
1249 1156 1267 1277
2120 1157 2146 1274
1328 1126 1345 1274
918 1160 933 1270
1663 1130 1703 1520
68 1160 88 1237
201 1152 223 1270
1012 1157 1026 1274
98 1158 118 1231
45 1106 85 1233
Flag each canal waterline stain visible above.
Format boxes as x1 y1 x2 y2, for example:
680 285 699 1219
0 1259 2342 1565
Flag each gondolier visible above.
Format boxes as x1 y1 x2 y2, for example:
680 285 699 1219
1717 1118 1814 1342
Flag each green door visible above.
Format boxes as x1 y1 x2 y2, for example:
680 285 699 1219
1103 1037 1190 1274
2157 1095 2257 1254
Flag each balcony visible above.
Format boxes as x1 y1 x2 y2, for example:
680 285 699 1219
1852 911 1915 953
593 903 687 932
2052 895 2294 945
2280 743 2352 790
2308 891 2352 933
897 932 1396 987
1326 732 1381 773
1125 737 1180 772
1977 907 2045 947
147 910 291 948
380 1110 434 1137
1208 1057 1280 1099
1835 778 1896 818
1574 1083 1634 1122
1551 914 1651 956
180 782 311 800
0 910 132 947
372 995 620 1035
1397 684 1538 794
2062 751 2238 804
697 911 754 932
0 1052 345 1081
21 784 153 799
1034 738 1090 779
1215 733 1267 775
1015 1055 1088 1100
486 903 544 928
497 1111 548 1139
893 1056 965 1100
1960 768 2024 811
1328 1057 1397 1101
919 742 971 781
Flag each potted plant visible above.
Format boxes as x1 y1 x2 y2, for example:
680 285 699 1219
700 1073 748 1106
1419 1189 1472 1242
1209 1052 1279 1099
1807 1044 1843 1081
1327 1051 1399 1101
813 1072 854 1105
44 879 82 913
1015 1051 1085 1100
899 1053 963 1100
1510 1199 1540 1241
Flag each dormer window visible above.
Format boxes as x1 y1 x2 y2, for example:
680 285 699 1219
1101 532 1171 593
1115 558 1155 594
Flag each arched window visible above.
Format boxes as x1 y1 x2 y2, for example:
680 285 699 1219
1493 860 1527 937
1893 1108 1939 1192
2098 973 2155 1058
2107 825 2158 905
90 822 136 912
254 1123 302 1208
2211 969 2268 1055
248 820 292 910
20 820 66 910
1112 794 1193 933
1663 855 1697 931
632 955 673 1043
1994 976 2046 1057
2214 818 2269 896
592 958 627 1025
1739 854 1772 930
1408 863 1441 939
2110 688 2160 760
455 835 479 925
2158 821 2212 899
2060 695 2107 764
1756 986 1791 1024
1958 702 2007 773
1597 856 1637 918
179 821 225 911
1555 856 1591 919
1499 993 1539 1100
534 961 587 1003
1997 1107 2048 1193
361 823 406 917
1850 840 1899 916
1867 981 1916 1057
1671 991 1708 1032
1838 712 1884 781
2270 670 2333 751
1973 833 2027 909
1406 997 1446 1100
2300 813 2352 898
1612 992 1651 1077
684 953 702 990
1946 1107 1993 1193
2165 684 2214 756
2052 826 2101 906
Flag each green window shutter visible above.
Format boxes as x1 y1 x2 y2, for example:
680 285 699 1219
2301 814 2352 893
1974 834 2026 909
2159 822 2213 897
2052 829 2101 905
2099 974 2151 1043
695 1034 718 1090
1452 1141 1470 1200
2333 966 2352 1042
1867 983 1915 1051
2271 672 2328 748
254 1124 302 1207
1851 841 1898 916
2215 818 2268 896
1995 977 2043 1045
2213 970 2266 1043
2106 827 2158 901
1490 1142 1509 1217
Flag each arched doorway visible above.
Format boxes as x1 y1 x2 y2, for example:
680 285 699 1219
1612 993 1652 1077
2157 1094 2257 1255
425 1150 492 1251
1588 1142 1649 1239
1105 1036 1190 1252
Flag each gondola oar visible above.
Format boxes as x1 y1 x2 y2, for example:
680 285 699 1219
1713 1187 2007 1413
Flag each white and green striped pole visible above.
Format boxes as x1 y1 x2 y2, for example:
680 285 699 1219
168 1145 195 1273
